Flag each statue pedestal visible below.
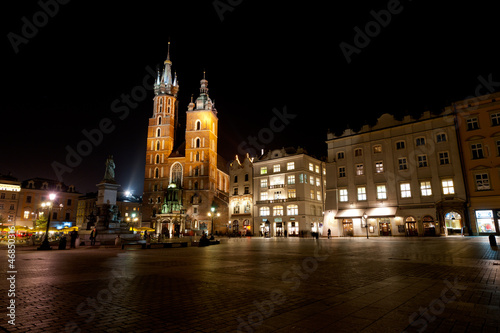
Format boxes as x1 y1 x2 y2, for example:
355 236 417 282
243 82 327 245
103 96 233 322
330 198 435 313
96 181 120 206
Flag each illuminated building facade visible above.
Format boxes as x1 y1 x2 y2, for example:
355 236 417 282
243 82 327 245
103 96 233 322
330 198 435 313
142 46 229 235
253 148 326 237
17 178 80 228
228 154 254 235
0 174 21 225
325 112 466 237
452 91 500 235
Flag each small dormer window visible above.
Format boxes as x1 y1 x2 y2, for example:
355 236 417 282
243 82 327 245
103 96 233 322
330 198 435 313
42 182 48 190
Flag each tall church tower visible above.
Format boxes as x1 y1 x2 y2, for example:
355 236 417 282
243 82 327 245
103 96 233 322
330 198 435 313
143 42 179 220
184 73 222 229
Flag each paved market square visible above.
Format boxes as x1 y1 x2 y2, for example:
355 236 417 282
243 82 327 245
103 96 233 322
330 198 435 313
1 237 500 332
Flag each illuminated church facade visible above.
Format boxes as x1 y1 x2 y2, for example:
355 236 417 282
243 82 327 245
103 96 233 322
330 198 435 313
142 45 229 236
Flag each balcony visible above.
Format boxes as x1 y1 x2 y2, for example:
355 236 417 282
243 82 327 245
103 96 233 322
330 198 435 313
269 184 285 189
256 197 303 205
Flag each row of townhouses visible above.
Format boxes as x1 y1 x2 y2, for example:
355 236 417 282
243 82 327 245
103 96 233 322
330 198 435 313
228 92 500 237
0 175 141 230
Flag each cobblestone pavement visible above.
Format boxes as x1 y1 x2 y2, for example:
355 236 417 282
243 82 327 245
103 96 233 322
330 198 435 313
1 237 499 333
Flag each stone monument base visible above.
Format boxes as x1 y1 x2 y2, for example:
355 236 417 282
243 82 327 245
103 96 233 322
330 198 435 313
79 227 138 246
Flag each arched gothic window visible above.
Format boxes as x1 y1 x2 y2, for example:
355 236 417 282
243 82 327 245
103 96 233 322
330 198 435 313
170 162 183 186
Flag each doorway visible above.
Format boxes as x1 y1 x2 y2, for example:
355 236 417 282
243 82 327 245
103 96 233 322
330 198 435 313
423 216 436 236
405 216 418 236
379 218 392 236
445 211 462 235
342 219 353 237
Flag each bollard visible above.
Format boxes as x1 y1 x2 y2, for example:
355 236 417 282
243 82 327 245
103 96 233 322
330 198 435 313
489 234 497 247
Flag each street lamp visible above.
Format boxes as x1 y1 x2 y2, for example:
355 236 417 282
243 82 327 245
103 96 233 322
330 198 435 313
207 206 220 236
37 193 63 251
363 212 369 239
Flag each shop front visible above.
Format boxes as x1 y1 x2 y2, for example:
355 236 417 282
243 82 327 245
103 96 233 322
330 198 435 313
475 209 499 235
260 220 271 237
288 221 299 236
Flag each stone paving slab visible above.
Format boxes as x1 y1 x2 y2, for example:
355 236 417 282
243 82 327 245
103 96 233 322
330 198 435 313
1 237 500 332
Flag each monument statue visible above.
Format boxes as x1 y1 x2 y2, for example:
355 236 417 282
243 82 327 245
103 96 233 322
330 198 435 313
103 155 115 181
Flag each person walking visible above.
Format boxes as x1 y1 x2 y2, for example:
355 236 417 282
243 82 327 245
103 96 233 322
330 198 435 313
90 227 98 246
328 228 331 239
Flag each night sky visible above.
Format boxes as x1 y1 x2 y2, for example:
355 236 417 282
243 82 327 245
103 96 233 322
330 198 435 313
2 1 499 195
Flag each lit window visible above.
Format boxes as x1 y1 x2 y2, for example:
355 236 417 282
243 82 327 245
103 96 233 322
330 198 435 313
416 137 426 146
287 162 295 170
316 178 320 187
475 173 490 191
420 181 432 196
471 143 484 159
491 112 500 126
273 206 284 216
288 189 296 198
439 152 450 165
317 191 321 201
310 190 314 199
373 145 382 153
398 158 408 170
356 164 364 176
467 117 479 130
309 163 314 170
354 148 363 157
357 187 367 201
417 155 428 167
261 179 268 188
310 176 314 185
338 167 346 178
339 189 348 202
287 175 295 184
375 161 384 173
273 164 280 172
260 207 270 216
441 179 455 195
260 192 268 201
315 165 320 173
260 167 267 175
287 205 298 215
396 141 405 150
436 133 447 143
23 210 30 219
376 185 387 200
400 183 411 198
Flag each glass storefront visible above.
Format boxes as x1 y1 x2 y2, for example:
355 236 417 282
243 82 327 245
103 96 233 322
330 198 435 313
476 210 496 233
288 222 299 236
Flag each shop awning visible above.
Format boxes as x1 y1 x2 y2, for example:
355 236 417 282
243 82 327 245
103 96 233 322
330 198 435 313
335 209 365 218
364 207 397 217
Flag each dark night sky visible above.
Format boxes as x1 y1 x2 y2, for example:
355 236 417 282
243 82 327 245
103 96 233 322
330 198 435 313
2 1 499 194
